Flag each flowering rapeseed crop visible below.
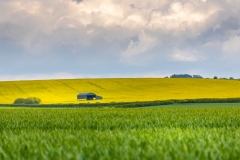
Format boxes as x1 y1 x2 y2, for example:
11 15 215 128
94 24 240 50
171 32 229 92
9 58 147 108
0 78 240 104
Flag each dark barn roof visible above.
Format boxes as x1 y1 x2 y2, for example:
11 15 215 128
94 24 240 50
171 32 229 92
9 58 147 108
77 92 96 96
77 92 97 100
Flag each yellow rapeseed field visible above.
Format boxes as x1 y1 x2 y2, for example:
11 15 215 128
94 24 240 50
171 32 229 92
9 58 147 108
0 78 240 104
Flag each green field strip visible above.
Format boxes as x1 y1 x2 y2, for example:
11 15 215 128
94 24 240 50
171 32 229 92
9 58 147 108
0 107 239 159
144 103 240 108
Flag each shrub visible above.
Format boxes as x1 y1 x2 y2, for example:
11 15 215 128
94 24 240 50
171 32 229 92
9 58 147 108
14 98 26 105
25 97 41 104
14 97 41 105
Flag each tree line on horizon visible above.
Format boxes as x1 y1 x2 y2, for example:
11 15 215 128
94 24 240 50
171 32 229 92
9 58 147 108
164 74 237 80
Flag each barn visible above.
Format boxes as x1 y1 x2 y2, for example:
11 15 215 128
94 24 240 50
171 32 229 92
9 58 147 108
77 92 102 100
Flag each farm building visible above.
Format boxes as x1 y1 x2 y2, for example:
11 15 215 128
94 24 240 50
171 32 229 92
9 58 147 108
96 96 103 100
77 92 102 100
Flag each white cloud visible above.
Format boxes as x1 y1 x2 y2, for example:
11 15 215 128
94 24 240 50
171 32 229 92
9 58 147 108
171 48 205 62
0 0 226 48
1 0 240 78
0 72 169 81
145 0 221 35
120 31 157 65
223 36 240 54
0 72 103 81
222 35 240 62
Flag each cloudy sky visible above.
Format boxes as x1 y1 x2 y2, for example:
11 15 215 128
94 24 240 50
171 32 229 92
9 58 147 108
0 0 240 80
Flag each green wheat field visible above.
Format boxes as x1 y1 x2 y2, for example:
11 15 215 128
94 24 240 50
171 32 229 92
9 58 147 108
0 104 239 159
0 78 240 159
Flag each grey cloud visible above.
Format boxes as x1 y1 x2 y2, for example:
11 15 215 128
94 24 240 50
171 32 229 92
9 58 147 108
0 0 240 79
129 4 135 9
72 0 84 3
221 16 240 30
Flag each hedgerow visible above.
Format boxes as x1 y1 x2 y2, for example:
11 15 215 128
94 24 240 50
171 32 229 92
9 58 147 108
2 97 240 108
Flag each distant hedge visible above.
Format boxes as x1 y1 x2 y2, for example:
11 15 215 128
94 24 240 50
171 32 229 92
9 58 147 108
14 97 41 105
4 97 240 108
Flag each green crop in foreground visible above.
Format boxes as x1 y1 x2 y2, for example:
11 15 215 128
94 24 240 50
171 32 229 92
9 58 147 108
0 106 239 160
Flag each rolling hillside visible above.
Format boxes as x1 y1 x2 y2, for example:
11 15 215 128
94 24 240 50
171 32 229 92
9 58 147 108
0 78 240 104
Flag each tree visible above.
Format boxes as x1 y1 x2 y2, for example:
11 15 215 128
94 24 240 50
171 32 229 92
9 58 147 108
213 76 218 79
25 97 41 104
229 77 234 80
14 98 26 104
13 97 41 105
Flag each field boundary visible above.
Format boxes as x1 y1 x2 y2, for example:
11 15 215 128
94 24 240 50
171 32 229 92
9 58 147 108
1 97 240 108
